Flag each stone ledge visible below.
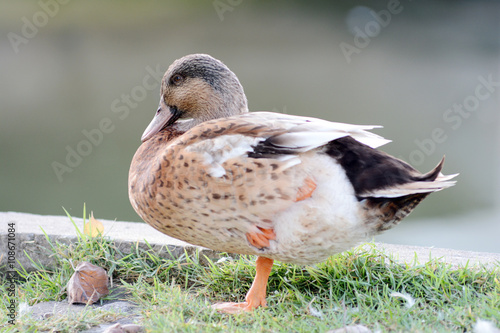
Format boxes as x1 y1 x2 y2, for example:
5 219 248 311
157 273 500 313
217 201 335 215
0 211 220 272
1 211 499 272
362 243 499 269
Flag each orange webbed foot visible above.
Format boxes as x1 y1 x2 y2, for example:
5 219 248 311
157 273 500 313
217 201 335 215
212 300 263 314
213 257 274 314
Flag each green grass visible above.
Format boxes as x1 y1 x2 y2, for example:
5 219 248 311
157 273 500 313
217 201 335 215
1 207 499 332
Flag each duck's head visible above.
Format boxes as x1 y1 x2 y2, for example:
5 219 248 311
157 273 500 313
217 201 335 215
141 54 248 142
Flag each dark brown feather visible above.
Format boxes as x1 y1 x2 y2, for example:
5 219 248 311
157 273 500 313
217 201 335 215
325 136 440 199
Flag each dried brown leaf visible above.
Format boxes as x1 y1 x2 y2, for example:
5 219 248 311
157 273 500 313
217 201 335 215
67 261 109 305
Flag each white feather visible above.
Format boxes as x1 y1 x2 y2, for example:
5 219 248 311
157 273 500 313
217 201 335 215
390 292 416 308
185 134 264 177
250 112 391 150
474 320 500 333
273 156 302 172
436 172 460 181
362 175 458 198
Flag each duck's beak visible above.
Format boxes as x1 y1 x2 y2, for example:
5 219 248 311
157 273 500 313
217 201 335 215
141 105 182 142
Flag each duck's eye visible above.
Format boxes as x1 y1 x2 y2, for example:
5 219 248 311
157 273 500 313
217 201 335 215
171 74 184 85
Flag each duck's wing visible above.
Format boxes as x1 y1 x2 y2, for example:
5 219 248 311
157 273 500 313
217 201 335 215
176 112 390 178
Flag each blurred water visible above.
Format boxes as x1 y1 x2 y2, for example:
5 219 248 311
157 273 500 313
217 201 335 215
1 1 499 251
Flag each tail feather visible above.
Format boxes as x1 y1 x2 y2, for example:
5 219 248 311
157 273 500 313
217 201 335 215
361 157 458 234
363 192 431 233
360 156 458 199
418 156 445 181
361 156 458 233
435 172 460 182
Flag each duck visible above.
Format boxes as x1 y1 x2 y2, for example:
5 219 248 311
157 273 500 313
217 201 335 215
128 54 457 313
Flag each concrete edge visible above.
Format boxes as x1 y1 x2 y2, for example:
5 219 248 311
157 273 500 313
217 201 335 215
1 211 499 272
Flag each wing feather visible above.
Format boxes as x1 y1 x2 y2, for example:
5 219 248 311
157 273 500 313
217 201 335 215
181 112 390 177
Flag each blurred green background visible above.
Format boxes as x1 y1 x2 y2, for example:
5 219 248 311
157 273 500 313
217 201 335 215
1 1 499 251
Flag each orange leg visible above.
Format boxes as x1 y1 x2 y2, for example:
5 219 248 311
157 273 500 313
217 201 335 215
295 177 317 202
212 256 274 314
